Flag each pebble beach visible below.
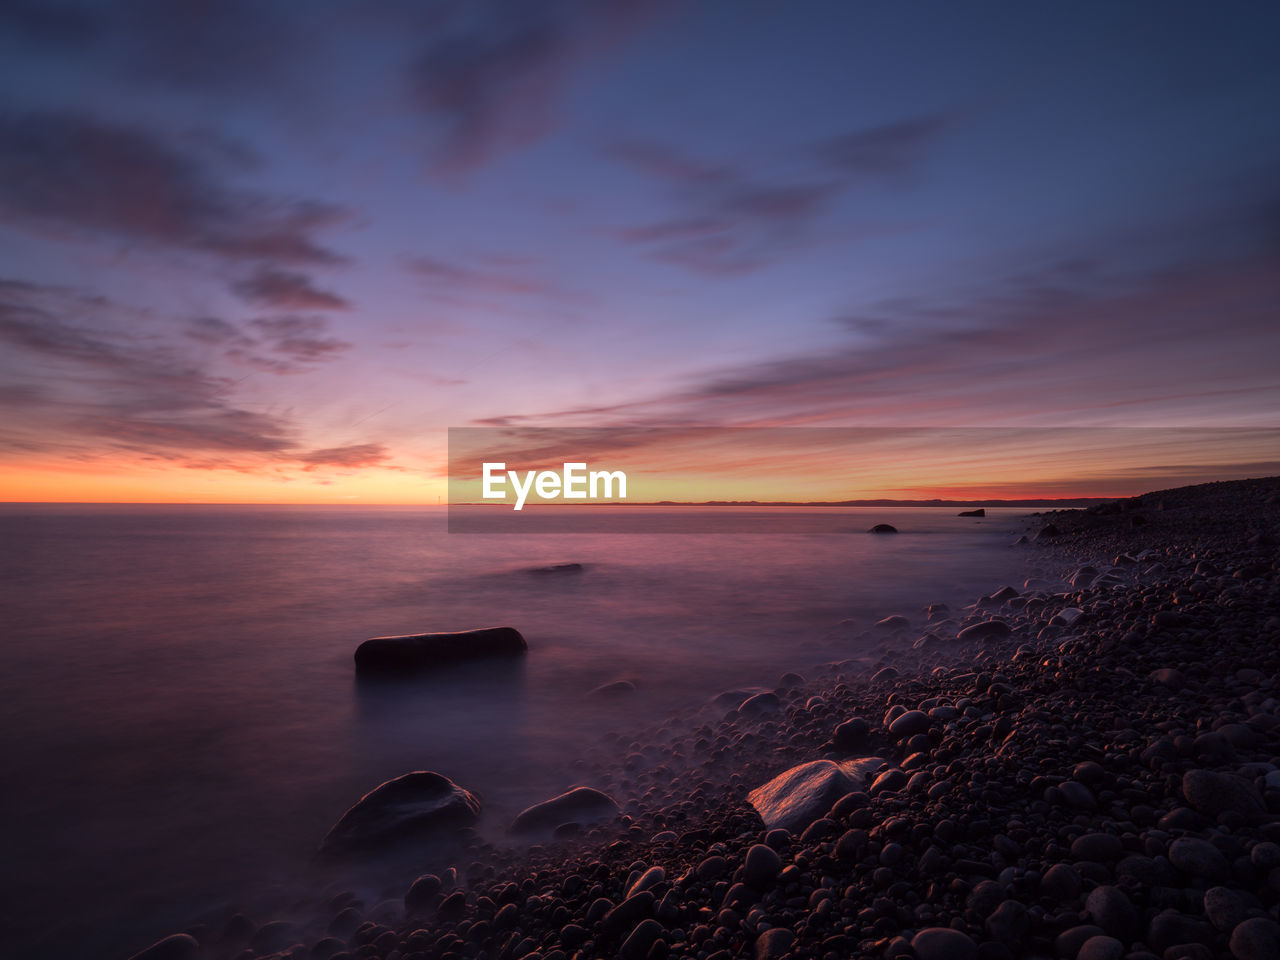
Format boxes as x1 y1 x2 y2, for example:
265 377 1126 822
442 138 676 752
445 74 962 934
129 476 1280 960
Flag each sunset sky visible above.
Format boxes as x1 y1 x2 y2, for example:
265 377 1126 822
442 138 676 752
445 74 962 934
1 1 1278 502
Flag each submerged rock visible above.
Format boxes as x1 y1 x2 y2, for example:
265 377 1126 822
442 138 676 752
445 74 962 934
354 626 526 674
510 786 620 834
127 934 199 960
748 758 881 831
320 770 480 854
588 679 637 698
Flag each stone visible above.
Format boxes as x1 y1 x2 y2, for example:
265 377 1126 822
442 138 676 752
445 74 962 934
126 934 199 960
910 927 978 960
1202 887 1247 933
1076 935 1124 960
320 770 480 853
405 873 442 914
747 759 880 831
1072 832 1123 861
832 717 870 750
1182 770 1265 819
888 710 930 738
755 927 794 959
1040 863 1082 901
620 919 663 960
984 900 1029 944
957 620 1012 642
959 508 985 517
589 679 637 697
869 523 898 533
1229 917 1280 960
354 627 526 673
739 691 781 715
1146 910 1214 953
510 786 620 834
1168 837 1229 880
743 844 782 889
1085 885 1137 939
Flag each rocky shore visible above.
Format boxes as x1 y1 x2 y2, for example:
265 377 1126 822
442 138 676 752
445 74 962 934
131 477 1280 960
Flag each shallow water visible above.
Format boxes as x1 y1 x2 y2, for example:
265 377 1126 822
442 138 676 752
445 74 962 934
0 504 1033 958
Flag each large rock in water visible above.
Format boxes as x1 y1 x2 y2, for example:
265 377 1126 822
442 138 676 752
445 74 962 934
748 759 882 831
510 786 620 834
321 770 480 854
958 508 985 517
354 627 526 674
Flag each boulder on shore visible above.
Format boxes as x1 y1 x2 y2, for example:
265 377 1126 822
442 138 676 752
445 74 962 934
748 758 882 831
510 786 620 834
354 626 526 674
320 770 480 854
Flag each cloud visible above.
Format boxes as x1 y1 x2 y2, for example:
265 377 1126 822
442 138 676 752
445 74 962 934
0 281 392 473
0 110 348 264
408 0 670 174
482 246 1280 429
232 268 350 311
407 255 579 302
607 140 841 274
816 114 951 181
299 442 391 470
604 115 951 274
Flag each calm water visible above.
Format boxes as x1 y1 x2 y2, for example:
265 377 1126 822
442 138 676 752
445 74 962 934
0 505 1033 958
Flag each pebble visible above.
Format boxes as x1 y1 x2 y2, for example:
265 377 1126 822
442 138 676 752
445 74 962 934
910 927 978 960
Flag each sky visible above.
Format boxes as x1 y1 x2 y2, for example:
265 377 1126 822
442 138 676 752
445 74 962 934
1 0 1278 502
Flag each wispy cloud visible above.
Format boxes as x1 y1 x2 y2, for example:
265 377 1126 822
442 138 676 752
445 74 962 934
407 254 581 303
408 0 672 174
232 268 350 311
0 111 348 264
604 115 949 274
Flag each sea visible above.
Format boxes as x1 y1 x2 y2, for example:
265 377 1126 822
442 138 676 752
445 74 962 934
0 504 1039 958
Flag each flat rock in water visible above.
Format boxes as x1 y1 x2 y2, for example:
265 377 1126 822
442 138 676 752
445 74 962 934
510 786 620 834
958 508 985 517
321 770 480 854
354 627 526 674
588 679 636 698
748 758 882 831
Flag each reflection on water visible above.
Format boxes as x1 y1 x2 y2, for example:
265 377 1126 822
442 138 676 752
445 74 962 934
0 504 1031 958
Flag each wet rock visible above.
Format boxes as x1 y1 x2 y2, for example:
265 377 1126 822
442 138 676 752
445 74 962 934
957 619 1011 642
1071 832 1122 861
405 874 441 914
755 927 794 959
743 844 781 889
1076 935 1124 960
510 787 620 834
910 927 978 960
320 771 480 854
1086 885 1137 939
869 523 898 534
126 934 199 960
589 679 637 697
1040 863 1082 901
354 626 526 673
747 759 879 831
621 919 663 960
1169 837 1229 880
1229 917 1280 960
600 892 655 938
1203 887 1248 933
1182 770 1265 819
832 717 870 750
984 900 1029 944
888 709 930 738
